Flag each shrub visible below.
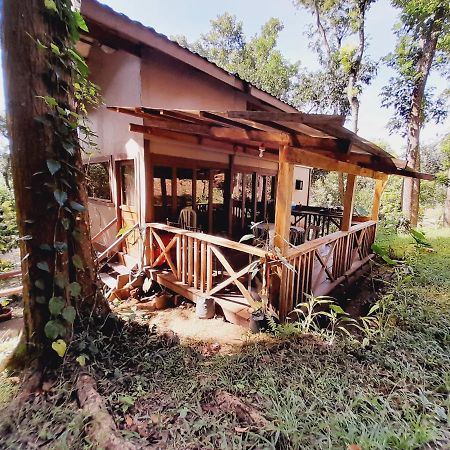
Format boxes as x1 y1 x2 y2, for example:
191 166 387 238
0 187 18 253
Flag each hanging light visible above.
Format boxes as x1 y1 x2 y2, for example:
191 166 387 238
259 143 265 158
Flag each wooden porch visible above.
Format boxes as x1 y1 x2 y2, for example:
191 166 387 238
95 107 431 326
143 220 377 326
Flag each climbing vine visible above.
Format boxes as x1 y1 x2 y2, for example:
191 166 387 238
25 0 102 359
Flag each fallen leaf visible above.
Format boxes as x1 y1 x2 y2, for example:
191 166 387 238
235 426 249 433
125 415 134 427
347 445 362 450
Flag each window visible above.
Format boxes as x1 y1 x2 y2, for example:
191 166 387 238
295 179 304 191
85 162 112 201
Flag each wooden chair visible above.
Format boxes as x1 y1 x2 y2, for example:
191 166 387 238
289 226 305 246
167 207 201 232
304 224 321 242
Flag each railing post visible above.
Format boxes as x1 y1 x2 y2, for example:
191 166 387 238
341 174 357 231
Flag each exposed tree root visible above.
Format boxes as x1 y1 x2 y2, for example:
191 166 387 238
215 391 268 428
76 373 136 450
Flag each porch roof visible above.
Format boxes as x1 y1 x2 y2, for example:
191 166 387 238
108 106 433 181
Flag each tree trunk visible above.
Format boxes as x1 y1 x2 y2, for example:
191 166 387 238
401 10 443 227
2 0 109 366
444 167 450 227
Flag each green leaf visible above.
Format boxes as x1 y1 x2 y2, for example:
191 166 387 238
41 96 58 107
69 282 81 297
37 261 50 272
44 320 61 340
54 272 66 289
46 159 61 175
52 339 67 358
54 242 68 253
44 0 57 12
239 234 254 243
330 304 346 315
69 201 86 212
35 279 45 290
76 354 88 367
62 305 76 324
74 10 89 32
72 255 84 270
61 217 71 231
39 244 53 251
50 43 61 56
62 141 75 155
49 296 65 315
54 190 68 206
36 296 47 305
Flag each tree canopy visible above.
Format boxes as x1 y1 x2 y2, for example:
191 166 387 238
173 13 299 100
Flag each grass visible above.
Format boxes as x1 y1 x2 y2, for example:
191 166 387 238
1 227 450 449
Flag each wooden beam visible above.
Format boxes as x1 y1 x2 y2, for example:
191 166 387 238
208 170 214 233
251 172 257 223
226 110 345 126
274 146 294 254
144 139 154 222
283 146 386 180
371 175 389 220
227 154 235 236
341 174 357 231
171 167 177 220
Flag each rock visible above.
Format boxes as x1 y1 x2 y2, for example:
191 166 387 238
155 294 174 310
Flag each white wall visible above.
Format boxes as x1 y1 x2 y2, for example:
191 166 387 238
292 166 311 206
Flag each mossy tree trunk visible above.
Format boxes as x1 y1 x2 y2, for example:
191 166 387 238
1 0 110 367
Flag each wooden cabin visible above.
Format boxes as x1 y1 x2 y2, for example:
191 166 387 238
79 0 430 327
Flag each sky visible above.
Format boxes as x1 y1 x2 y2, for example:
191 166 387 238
0 0 448 154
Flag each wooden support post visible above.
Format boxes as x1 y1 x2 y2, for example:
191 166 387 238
371 175 389 220
208 169 214 233
227 154 235 236
171 167 177 221
251 172 257 223
192 168 197 212
241 173 246 231
262 175 268 221
144 140 154 222
274 146 294 253
341 174 357 231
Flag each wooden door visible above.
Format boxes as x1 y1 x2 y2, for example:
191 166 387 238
117 160 139 258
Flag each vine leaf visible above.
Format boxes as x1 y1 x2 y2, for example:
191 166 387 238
69 282 81 297
70 201 85 212
62 305 76 324
52 339 67 358
76 354 88 367
44 320 65 340
54 272 66 289
49 296 65 315
54 242 68 253
74 11 89 32
37 261 50 272
72 255 84 270
36 296 47 305
35 279 45 290
47 159 61 175
61 217 70 231
54 190 68 206
44 0 57 13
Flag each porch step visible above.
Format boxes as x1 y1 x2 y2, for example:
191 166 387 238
99 273 118 290
108 262 130 276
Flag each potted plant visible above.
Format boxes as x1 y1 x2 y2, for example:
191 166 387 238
0 298 12 322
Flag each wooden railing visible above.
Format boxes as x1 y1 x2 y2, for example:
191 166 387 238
145 223 268 306
278 220 377 320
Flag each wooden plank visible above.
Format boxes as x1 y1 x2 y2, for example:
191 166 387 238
0 269 21 280
146 222 268 257
283 146 386 180
274 146 294 254
91 218 117 242
226 110 345 126
0 285 23 297
208 169 214 233
371 175 389 220
251 172 257 223
341 174 357 231
96 223 139 262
